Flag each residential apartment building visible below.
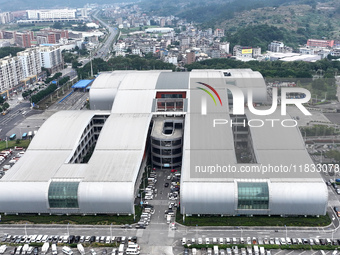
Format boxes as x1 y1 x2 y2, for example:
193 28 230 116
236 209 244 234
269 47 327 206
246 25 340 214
214 28 224 38
186 51 195 65
0 12 14 24
39 45 63 73
17 48 41 78
268 41 284 52
15 32 32 48
0 56 24 93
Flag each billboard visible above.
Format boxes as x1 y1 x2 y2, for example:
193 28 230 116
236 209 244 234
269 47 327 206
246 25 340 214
241 49 253 54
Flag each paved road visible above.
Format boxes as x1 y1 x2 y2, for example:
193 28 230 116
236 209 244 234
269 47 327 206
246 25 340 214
0 102 39 141
91 11 118 60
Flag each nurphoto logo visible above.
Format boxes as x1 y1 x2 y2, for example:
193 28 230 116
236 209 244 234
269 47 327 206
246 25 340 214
196 82 312 116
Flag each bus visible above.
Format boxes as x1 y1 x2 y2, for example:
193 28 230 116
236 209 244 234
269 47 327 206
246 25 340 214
22 133 27 139
9 134 16 140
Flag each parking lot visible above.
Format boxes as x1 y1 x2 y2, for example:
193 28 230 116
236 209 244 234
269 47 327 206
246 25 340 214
0 235 140 255
181 236 340 255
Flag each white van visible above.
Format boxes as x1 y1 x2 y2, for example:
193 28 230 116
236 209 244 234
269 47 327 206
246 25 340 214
125 248 139 255
127 244 140 251
62 246 73 255
118 244 124 255
51 244 57 255
213 246 219 255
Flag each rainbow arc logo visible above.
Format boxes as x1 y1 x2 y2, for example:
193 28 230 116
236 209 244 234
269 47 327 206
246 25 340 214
196 82 223 106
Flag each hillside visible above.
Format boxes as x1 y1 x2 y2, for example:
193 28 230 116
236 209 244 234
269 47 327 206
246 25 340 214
220 1 340 45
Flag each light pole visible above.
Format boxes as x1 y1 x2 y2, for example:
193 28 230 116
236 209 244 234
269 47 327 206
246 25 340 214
285 225 287 239
110 223 112 238
90 50 93 78
240 227 243 239
67 223 70 236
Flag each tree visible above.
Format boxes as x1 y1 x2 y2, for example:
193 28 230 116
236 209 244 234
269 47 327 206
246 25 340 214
2 102 9 110
52 22 62 29
0 47 25 58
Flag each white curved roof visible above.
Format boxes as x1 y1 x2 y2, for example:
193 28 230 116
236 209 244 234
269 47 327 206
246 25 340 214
29 111 98 150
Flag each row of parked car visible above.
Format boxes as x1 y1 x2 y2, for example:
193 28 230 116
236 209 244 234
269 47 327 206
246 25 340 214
184 245 271 255
182 236 339 246
1 234 137 245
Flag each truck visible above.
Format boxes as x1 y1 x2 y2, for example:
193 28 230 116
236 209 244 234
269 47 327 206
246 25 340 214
0 245 7 254
22 244 29 255
51 244 57 255
41 242 49 255
77 244 85 255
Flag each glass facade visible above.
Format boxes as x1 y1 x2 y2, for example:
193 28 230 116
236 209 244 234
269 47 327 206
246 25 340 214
237 182 269 210
48 182 79 208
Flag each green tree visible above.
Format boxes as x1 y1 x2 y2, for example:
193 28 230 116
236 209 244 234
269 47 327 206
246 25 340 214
0 47 25 58
2 102 9 110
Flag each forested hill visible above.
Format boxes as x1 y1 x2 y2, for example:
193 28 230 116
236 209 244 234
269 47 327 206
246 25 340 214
142 0 340 50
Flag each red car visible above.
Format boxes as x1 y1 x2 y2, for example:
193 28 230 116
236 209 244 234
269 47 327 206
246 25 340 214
171 169 177 173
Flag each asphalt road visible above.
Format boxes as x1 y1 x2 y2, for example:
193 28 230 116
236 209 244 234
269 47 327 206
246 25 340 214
0 102 40 141
91 11 118 60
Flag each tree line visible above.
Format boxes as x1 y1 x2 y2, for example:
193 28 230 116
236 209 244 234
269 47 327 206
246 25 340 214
76 55 176 79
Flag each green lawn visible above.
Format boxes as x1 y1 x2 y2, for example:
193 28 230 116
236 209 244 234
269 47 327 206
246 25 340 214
0 206 142 225
0 139 31 151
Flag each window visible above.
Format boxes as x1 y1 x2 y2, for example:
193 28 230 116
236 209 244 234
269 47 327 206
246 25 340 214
161 94 183 99
48 182 79 208
237 182 269 210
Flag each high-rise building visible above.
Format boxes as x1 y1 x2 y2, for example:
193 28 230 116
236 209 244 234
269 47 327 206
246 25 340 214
17 48 41 78
186 51 195 65
15 32 32 48
0 12 14 24
39 45 63 73
0 56 24 93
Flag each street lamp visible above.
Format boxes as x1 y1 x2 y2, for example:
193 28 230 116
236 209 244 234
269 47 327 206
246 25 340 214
110 223 112 238
284 225 287 239
240 227 243 239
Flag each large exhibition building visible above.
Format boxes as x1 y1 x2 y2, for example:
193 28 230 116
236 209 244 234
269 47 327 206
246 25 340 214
0 69 328 216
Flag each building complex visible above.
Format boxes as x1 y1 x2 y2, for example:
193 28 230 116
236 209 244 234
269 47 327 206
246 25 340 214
0 70 328 216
